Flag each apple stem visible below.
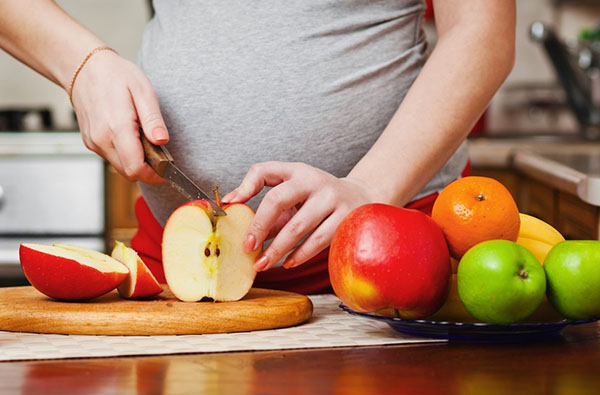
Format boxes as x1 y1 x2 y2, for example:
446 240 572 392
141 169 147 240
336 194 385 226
213 186 221 207
518 269 528 279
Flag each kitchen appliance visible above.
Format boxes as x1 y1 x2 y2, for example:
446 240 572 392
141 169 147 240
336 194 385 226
0 286 312 335
0 108 53 132
0 132 105 285
530 22 600 140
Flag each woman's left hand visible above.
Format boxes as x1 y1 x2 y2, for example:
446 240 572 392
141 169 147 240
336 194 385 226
221 162 376 271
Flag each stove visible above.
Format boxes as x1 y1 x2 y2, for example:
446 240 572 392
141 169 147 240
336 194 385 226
0 132 105 285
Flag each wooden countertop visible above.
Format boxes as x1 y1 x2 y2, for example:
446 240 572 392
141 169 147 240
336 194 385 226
1 321 599 393
468 136 600 206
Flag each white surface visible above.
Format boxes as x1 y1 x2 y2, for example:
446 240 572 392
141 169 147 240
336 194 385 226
0 132 104 235
0 237 105 266
514 150 600 207
0 132 92 155
0 295 443 362
0 155 104 234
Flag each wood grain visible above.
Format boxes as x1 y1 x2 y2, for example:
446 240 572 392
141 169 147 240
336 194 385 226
0 286 313 336
2 321 599 394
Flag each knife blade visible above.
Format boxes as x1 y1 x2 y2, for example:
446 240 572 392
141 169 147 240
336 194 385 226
140 131 226 217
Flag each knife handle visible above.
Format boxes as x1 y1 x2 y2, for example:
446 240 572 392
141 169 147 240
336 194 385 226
140 131 173 177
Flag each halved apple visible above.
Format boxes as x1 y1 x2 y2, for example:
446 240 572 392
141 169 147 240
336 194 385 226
162 200 260 302
111 241 163 299
19 243 129 301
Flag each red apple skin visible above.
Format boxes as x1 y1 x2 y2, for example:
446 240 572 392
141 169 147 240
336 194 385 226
19 245 128 301
329 204 452 319
119 258 163 299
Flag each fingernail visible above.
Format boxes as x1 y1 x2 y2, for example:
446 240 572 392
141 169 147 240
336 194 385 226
221 190 238 204
282 258 295 269
243 234 256 253
152 127 168 142
254 255 269 271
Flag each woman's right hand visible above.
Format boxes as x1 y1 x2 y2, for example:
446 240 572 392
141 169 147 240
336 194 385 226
70 50 168 184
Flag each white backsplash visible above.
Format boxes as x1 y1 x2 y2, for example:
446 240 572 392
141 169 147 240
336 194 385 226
0 0 149 130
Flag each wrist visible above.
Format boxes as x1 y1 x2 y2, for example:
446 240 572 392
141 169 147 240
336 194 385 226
49 36 103 90
66 46 118 103
342 175 391 206
68 49 124 108
345 170 413 207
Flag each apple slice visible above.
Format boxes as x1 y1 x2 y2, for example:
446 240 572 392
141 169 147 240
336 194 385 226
111 241 163 299
19 243 129 301
162 200 260 302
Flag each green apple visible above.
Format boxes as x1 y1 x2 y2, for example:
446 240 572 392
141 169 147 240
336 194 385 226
544 241 600 320
457 240 546 324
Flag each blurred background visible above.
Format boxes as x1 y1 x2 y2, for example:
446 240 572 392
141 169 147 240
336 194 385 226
1 0 600 285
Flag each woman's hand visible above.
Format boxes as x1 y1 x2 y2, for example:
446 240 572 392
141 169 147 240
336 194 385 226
71 51 169 184
221 162 377 271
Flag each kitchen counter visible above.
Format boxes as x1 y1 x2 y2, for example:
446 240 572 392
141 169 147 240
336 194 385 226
1 321 599 393
468 136 600 207
0 132 91 156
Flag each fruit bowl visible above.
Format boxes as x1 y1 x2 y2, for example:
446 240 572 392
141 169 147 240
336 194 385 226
340 304 600 341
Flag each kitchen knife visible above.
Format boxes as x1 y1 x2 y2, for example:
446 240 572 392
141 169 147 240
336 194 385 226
140 132 226 217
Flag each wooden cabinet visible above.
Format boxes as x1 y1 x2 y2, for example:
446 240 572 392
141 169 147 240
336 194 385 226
517 177 558 227
105 164 140 250
471 168 600 241
556 192 599 240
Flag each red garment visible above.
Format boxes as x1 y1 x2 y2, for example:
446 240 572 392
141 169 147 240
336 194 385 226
131 163 470 295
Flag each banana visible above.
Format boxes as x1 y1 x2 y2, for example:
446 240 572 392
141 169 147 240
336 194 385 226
517 213 565 265
427 275 479 323
518 213 565 246
517 236 554 265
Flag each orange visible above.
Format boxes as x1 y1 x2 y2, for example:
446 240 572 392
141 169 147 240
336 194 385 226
431 176 520 259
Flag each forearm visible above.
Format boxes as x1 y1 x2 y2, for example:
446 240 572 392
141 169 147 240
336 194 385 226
348 1 515 206
0 0 104 90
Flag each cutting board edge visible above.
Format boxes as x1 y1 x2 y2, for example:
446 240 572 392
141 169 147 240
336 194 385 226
0 286 314 336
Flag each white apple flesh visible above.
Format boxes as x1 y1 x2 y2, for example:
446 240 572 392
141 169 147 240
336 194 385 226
162 201 260 302
19 243 129 301
111 241 163 299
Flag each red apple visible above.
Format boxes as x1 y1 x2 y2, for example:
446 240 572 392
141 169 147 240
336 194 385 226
111 241 163 299
329 204 452 319
19 243 129 301
162 200 260 302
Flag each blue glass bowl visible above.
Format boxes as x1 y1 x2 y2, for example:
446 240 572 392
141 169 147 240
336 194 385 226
340 304 600 341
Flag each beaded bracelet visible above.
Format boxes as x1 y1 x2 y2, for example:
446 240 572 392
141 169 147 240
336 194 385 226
67 46 117 105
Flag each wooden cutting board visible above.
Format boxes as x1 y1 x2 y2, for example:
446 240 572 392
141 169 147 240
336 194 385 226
0 286 313 336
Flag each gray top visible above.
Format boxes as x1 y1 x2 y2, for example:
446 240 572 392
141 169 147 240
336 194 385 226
138 0 468 225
